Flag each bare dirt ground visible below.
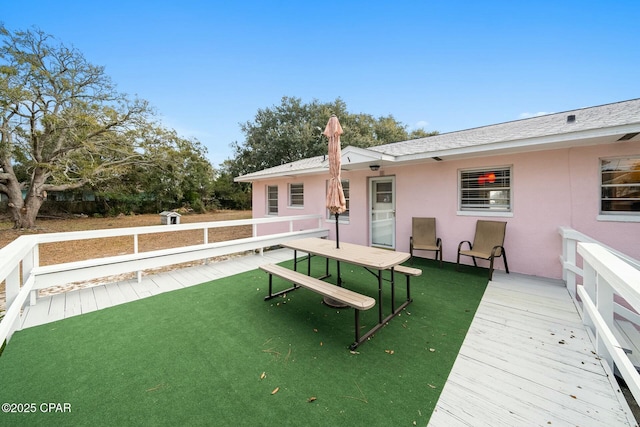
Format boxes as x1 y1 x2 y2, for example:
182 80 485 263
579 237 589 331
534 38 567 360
0 210 253 263
0 210 253 308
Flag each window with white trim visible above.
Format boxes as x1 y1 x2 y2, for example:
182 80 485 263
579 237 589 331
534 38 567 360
326 179 350 220
459 166 511 212
289 183 304 207
267 185 278 215
601 156 640 214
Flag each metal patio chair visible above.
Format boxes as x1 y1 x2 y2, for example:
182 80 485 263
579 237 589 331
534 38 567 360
410 217 443 267
457 220 509 280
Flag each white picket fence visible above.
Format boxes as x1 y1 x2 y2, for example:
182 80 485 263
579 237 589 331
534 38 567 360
0 214 328 346
559 226 640 403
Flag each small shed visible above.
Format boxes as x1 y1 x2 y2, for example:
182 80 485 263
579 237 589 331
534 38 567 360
159 211 181 225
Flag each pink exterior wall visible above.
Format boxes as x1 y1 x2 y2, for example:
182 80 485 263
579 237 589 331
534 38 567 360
251 140 640 280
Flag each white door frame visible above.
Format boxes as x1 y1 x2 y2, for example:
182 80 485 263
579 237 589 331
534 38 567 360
369 176 396 249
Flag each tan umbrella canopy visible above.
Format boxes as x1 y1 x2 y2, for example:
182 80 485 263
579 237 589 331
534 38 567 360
324 115 346 249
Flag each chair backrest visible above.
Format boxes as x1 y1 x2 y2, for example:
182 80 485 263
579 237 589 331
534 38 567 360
472 220 507 256
412 217 437 246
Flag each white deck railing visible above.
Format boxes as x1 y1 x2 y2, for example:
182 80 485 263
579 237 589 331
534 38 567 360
559 226 640 403
0 214 328 346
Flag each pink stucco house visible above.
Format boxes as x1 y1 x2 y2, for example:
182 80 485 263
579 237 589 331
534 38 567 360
235 99 640 280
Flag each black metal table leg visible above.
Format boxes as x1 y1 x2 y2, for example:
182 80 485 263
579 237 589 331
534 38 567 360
390 267 396 314
377 270 383 324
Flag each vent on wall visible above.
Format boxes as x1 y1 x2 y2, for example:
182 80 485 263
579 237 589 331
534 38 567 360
618 132 640 141
567 115 576 123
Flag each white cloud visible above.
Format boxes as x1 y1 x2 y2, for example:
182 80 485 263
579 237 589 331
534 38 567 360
413 120 429 129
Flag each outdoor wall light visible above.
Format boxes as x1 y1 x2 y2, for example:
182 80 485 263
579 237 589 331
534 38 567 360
369 164 380 171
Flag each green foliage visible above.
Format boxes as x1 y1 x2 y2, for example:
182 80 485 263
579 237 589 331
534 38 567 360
224 96 436 178
212 169 251 210
92 125 217 215
0 26 217 222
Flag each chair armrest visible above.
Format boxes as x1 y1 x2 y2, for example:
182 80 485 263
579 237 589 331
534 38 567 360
491 245 505 257
458 240 472 252
436 237 442 249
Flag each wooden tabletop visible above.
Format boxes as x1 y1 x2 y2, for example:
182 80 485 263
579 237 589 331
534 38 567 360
281 237 410 270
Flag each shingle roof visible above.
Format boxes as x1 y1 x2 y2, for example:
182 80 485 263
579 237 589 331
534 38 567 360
237 155 326 180
236 98 640 181
368 98 640 157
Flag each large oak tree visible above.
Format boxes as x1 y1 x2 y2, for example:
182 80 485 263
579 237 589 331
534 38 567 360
224 96 438 178
0 26 155 228
218 97 438 208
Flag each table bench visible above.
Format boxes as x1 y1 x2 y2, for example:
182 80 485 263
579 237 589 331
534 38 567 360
260 263 375 349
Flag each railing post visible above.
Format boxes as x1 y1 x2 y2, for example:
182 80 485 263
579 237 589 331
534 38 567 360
5 263 21 336
5 265 20 311
134 234 142 283
203 228 210 264
582 262 596 306
580 261 597 332
24 244 39 306
596 274 615 370
565 238 577 301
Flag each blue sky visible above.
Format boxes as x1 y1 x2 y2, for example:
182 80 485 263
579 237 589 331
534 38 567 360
3 1 639 166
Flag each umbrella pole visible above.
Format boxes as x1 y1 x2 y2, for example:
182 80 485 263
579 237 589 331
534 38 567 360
334 212 340 249
323 211 346 307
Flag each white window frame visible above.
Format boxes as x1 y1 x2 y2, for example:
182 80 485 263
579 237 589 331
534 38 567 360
266 185 278 215
458 166 513 217
288 183 304 208
326 179 350 223
598 156 640 222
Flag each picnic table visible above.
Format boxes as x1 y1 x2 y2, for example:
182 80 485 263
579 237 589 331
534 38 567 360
261 238 419 349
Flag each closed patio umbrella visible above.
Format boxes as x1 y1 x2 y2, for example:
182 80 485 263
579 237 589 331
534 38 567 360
324 114 346 249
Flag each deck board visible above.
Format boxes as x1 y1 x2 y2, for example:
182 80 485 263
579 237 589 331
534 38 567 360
78 287 98 314
16 252 638 425
428 272 636 427
20 249 295 329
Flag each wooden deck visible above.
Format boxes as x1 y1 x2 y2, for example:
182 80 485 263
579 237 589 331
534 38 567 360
428 272 637 427
17 251 638 425
20 249 295 329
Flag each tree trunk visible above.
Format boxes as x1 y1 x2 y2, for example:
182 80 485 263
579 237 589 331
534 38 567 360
7 193 45 229
4 168 48 229
4 174 25 229
22 195 45 228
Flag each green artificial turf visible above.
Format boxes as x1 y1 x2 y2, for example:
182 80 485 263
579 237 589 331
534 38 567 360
0 256 488 427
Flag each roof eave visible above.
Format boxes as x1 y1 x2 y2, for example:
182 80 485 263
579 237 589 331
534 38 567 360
234 167 328 183
395 124 640 163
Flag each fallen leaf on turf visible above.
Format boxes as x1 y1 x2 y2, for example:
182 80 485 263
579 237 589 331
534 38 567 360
429 348 436 352
313 328 318 333
146 383 165 392
260 372 266 380
271 387 279 395
349 350 360 355
307 396 317 403
428 384 436 389
385 349 394 354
